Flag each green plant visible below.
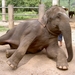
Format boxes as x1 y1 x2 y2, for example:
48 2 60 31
44 0 52 10
14 11 38 20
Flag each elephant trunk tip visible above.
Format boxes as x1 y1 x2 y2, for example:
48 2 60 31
67 53 73 62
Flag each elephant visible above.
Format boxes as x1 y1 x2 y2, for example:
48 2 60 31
0 5 73 70
69 11 75 18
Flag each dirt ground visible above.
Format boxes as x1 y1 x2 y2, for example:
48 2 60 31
0 17 75 75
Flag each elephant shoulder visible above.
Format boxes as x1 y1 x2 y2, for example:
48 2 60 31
30 20 42 33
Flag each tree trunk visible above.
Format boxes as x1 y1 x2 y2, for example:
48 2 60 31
52 0 59 6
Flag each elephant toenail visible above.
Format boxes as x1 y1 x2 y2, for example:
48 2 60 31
10 64 14 68
10 64 17 69
63 66 68 70
59 66 62 69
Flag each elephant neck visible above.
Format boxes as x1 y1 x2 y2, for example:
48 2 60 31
38 19 46 27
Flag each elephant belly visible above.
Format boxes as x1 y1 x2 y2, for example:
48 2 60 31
27 44 45 53
27 28 54 53
27 36 50 53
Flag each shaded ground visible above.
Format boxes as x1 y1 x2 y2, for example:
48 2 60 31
0 17 75 75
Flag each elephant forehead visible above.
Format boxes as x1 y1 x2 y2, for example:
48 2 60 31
50 6 66 13
46 6 66 18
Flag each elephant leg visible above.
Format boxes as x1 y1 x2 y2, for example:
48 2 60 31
6 49 16 58
7 30 38 69
46 44 68 70
56 48 68 70
0 27 15 45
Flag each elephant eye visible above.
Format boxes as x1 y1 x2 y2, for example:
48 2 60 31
47 18 52 24
57 13 61 19
57 15 60 18
49 17 53 21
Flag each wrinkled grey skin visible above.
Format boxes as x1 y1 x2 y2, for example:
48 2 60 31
0 6 73 70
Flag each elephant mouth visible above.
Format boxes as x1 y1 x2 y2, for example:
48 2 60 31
40 22 60 36
39 20 60 36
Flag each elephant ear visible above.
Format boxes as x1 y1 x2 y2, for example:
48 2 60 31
42 12 61 25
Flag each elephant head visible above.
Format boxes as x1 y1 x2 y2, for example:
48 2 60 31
42 5 73 62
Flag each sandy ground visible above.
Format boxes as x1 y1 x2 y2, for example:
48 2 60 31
0 18 75 75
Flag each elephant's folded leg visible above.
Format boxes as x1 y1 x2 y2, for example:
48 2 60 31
6 49 16 58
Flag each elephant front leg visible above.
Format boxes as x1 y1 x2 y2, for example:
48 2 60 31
7 31 37 69
56 48 68 70
46 44 68 70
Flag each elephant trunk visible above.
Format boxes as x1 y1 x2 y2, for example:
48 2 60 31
59 22 73 62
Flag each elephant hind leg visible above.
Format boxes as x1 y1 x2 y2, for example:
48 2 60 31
7 29 39 69
46 45 68 70
0 27 16 45
6 39 18 49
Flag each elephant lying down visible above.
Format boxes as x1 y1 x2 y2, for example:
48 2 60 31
0 5 73 70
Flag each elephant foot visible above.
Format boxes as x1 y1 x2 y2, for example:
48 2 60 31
7 61 17 69
57 66 68 70
6 50 15 58
7 58 19 69
56 59 68 70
